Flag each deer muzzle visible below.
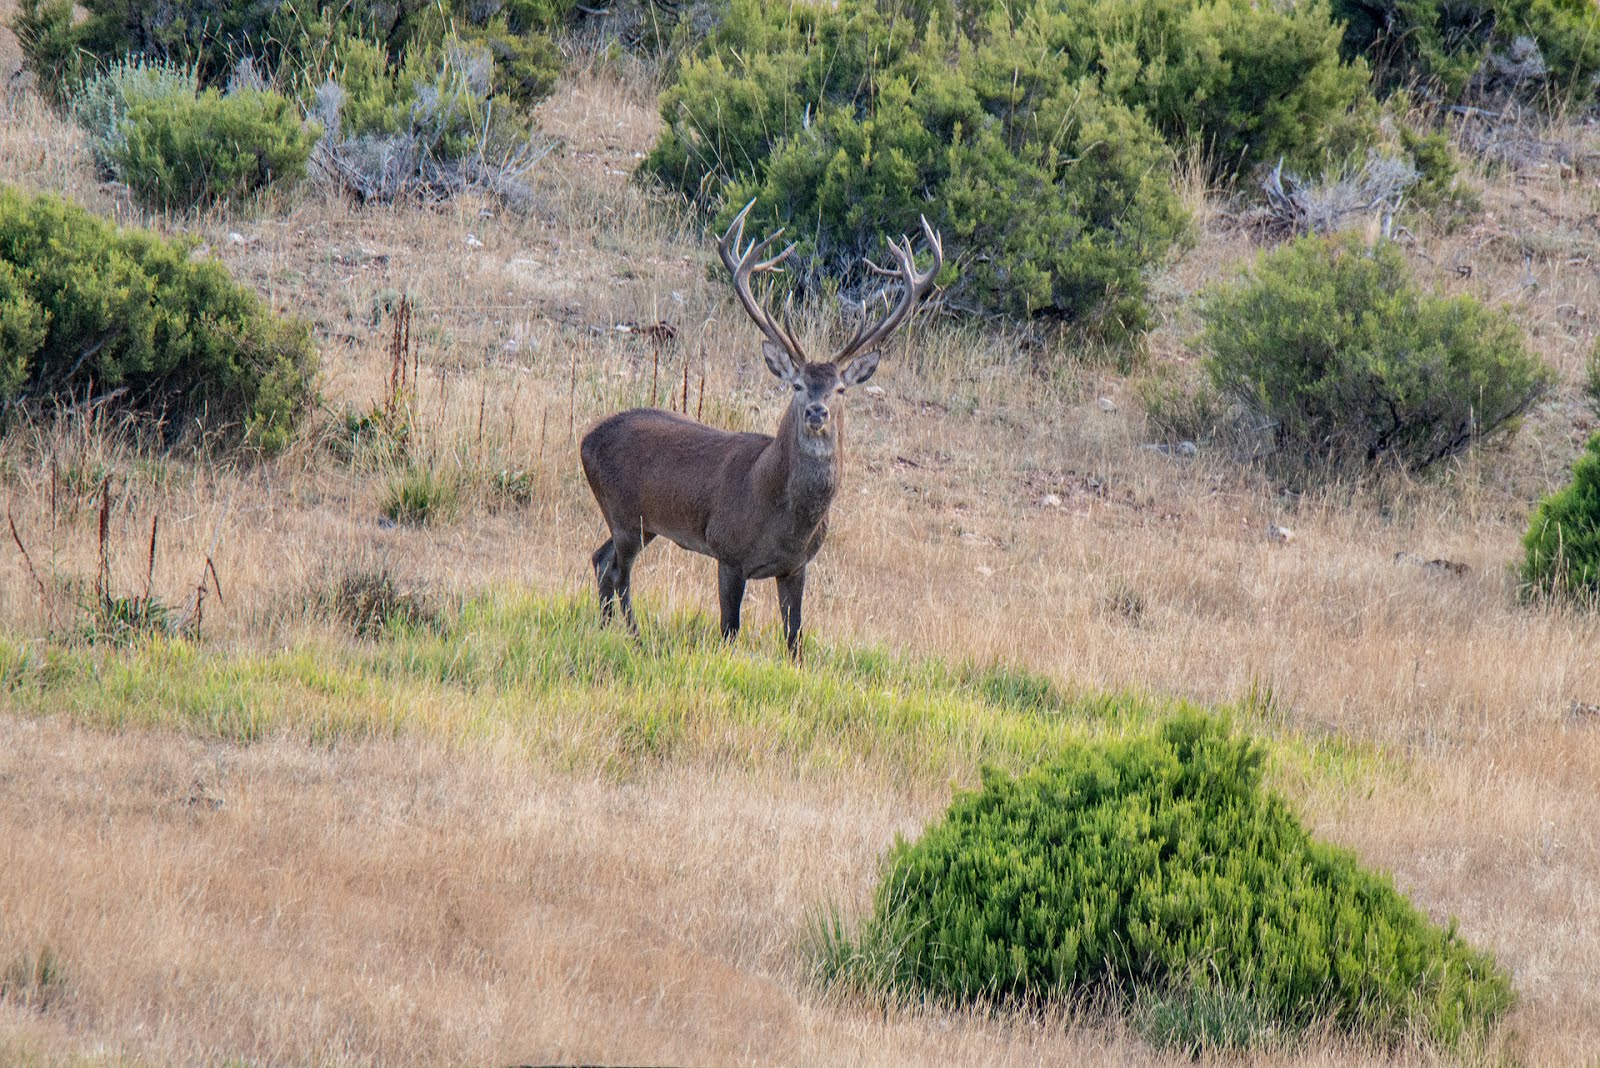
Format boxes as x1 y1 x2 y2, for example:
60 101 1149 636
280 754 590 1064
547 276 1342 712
803 402 830 431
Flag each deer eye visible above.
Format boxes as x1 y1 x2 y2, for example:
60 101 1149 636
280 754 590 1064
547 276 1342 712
834 385 846 395
793 382 804 391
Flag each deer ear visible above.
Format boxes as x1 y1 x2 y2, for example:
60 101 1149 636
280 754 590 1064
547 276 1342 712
762 340 800 383
839 348 880 387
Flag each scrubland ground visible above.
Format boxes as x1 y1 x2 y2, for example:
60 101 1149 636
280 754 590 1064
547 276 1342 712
2 10 1600 1066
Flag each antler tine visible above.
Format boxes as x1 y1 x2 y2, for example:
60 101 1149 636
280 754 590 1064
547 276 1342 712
718 199 806 366
833 219 945 365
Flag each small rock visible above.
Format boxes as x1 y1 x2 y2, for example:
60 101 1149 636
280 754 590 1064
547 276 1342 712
226 231 248 245
465 233 485 248
1267 524 1295 544
976 565 995 578
864 385 886 397
1041 493 1063 509
1096 396 1118 413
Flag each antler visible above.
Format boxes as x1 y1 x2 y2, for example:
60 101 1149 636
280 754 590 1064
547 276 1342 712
833 216 943 365
718 199 806 367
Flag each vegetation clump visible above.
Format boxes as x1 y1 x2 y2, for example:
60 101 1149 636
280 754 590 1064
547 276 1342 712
1331 0 1600 104
817 715 1513 1052
643 0 1377 338
75 60 318 212
1199 234 1549 479
0 186 317 450
13 0 561 207
1522 434 1600 603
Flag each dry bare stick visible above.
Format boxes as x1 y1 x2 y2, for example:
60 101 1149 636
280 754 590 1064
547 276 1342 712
475 382 487 454
650 341 659 408
96 477 111 606
8 513 59 632
680 353 689 414
143 516 159 600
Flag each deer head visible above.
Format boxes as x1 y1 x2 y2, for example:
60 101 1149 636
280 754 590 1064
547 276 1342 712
718 200 943 446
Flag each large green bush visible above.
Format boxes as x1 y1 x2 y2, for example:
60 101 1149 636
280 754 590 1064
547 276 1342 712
0 186 317 451
643 0 1374 337
1331 0 1600 103
822 715 1513 1050
645 0 1191 339
76 62 318 212
1522 434 1600 602
1200 235 1550 478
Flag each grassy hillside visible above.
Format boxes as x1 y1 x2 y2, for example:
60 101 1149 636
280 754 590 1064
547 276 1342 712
2 2 1600 1064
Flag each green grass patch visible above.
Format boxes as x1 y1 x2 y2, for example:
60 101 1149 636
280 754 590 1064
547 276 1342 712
0 590 1376 786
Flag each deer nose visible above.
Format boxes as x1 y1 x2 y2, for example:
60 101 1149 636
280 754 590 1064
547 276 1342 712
804 402 829 428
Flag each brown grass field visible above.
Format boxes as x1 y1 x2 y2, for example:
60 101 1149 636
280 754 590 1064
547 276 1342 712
2 8 1600 1066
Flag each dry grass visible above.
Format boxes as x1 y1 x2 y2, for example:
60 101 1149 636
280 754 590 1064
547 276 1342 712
4 8 1600 1064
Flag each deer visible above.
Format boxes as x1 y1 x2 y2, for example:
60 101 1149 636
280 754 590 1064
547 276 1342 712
579 201 943 659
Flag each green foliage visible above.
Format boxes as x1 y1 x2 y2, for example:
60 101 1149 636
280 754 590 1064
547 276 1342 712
1331 0 1600 104
75 62 318 212
644 0 1375 338
382 464 462 526
11 0 570 104
825 715 1513 1050
0 185 317 449
1522 434 1600 602
1200 234 1550 478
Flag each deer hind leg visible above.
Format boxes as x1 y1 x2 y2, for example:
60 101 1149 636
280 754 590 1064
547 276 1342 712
777 568 806 661
592 540 618 619
717 561 746 642
609 529 649 635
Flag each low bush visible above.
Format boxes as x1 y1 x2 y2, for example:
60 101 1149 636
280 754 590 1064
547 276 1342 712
1199 234 1549 479
1331 0 1600 105
1522 434 1600 603
309 35 556 206
0 186 317 450
12 0 570 107
76 62 318 212
818 715 1513 1051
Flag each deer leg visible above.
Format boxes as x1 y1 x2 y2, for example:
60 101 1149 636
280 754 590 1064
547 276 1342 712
777 568 805 661
610 530 648 635
717 561 746 642
591 539 617 620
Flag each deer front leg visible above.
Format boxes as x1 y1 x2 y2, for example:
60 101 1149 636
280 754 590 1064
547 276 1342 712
777 568 805 661
718 561 746 642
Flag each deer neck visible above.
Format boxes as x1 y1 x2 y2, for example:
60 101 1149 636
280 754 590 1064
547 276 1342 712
768 404 840 527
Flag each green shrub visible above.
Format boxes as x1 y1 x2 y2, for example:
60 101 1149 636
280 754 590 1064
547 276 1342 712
12 0 568 109
1522 434 1600 602
644 0 1375 338
821 715 1513 1050
75 63 318 212
645 0 1193 340
72 58 200 173
1200 234 1550 478
1015 0 1374 177
0 186 317 450
1332 0 1600 104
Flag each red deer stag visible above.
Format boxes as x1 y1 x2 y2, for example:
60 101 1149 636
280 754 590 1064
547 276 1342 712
580 201 943 658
